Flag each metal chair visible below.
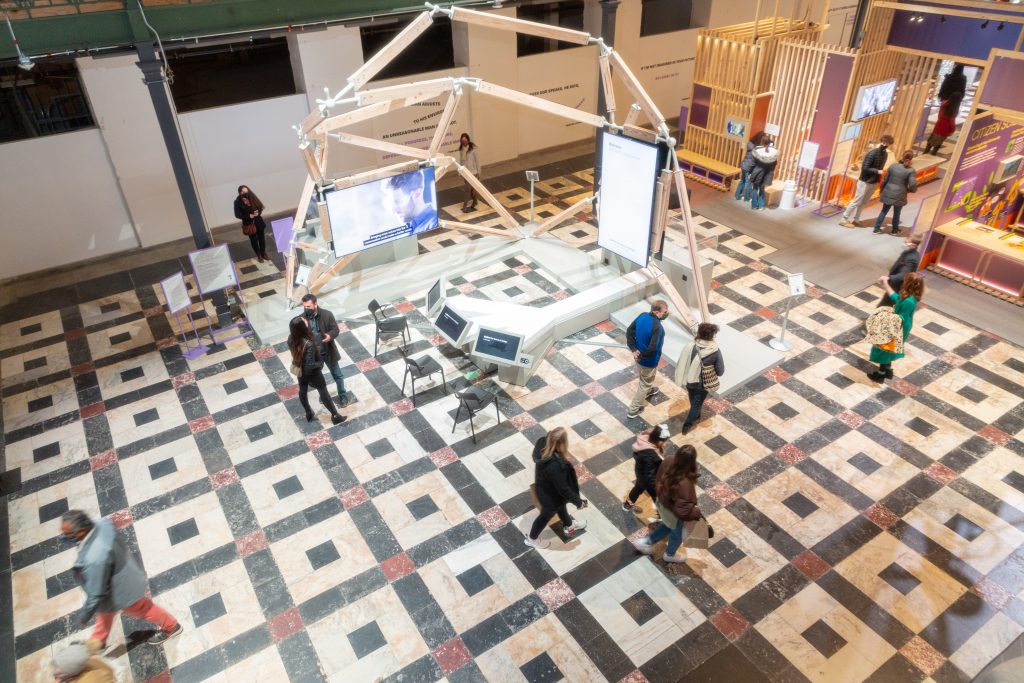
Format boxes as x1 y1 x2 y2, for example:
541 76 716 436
368 299 408 356
400 346 446 406
452 385 501 443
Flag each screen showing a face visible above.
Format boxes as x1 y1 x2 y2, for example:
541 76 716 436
853 80 897 122
435 306 468 345
426 279 442 312
474 328 522 363
327 167 439 258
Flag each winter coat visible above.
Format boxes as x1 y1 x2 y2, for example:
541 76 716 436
532 437 582 509
304 308 342 366
675 339 725 388
655 453 701 522
748 146 778 187
73 519 148 624
626 312 665 368
233 194 265 228
297 340 324 376
879 162 917 207
631 434 663 500
858 145 889 183
739 141 757 174
869 294 917 363
938 70 966 102
459 145 480 175
887 246 921 291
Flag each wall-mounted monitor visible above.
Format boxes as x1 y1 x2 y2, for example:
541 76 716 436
725 118 748 140
851 79 897 122
597 132 660 268
994 155 1023 184
473 327 525 366
426 277 445 316
434 305 469 347
327 166 439 258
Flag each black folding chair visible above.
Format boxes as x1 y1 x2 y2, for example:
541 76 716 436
452 385 501 443
368 298 408 356
400 346 446 406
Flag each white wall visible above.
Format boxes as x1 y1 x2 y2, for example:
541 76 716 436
0 130 136 278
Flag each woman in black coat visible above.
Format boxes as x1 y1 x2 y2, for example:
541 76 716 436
622 424 669 513
234 185 269 262
525 427 588 549
287 317 345 425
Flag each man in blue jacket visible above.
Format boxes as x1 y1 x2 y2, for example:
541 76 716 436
625 300 669 419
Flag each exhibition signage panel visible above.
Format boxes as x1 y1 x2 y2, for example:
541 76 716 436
271 216 294 255
597 132 660 267
189 245 238 295
159 272 191 314
787 273 806 297
798 142 820 171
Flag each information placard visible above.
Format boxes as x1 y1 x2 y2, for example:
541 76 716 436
798 141 820 171
295 264 311 287
188 245 238 295
159 272 192 314
764 122 781 136
787 273 806 297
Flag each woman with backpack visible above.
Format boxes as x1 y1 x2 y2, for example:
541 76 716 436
622 424 669 514
676 323 725 435
734 131 765 202
525 427 588 549
287 317 345 424
632 444 702 564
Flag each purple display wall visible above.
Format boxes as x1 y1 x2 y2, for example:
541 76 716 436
808 53 855 170
936 115 1024 227
888 10 1021 62
979 56 1024 112
690 84 712 129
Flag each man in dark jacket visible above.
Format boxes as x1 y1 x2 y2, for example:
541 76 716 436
60 510 181 647
625 300 669 419
879 232 923 306
301 294 349 404
840 134 894 227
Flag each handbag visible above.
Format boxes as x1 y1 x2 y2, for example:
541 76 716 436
242 222 257 236
701 363 720 393
683 519 710 549
879 338 899 353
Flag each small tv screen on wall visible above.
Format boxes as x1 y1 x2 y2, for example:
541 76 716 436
851 79 897 122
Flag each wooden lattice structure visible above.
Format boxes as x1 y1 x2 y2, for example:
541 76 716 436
283 3 711 327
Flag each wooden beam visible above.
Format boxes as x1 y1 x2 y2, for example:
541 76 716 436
285 175 316 303
310 254 358 294
314 98 410 137
450 6 591 45
300 143 323 184
316 200 333 243
622 124 658 144
598 54 616 118
333 161 421 190
531 195 594 236
356 77 455 106
294 241 330 253
623 103 642 127
650 269 699 332
429 91 462 156
650 169 671 256
608 50 664 127
671 168 711 322
475 80 606 128
456 166 519 229
298 108 326 136
441 221 519 239
329 130 431 161
348 12 434 90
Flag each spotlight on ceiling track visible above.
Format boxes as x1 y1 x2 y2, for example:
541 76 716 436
997 22 1005 31
981 19 990 28
940 16 947 23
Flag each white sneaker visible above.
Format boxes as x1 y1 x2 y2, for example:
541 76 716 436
565 518 587 534
524 537 550 549
663 549 687 563
631 537 654 555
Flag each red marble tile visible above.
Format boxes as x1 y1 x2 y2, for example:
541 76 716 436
863 503 900 530
432 637 473 676
552 290 570 301
595 320 617 332
582 381 607 398
476 505 511 532
806 286 825 299
429 447 458 468
267 607 304 642
573 461 594 485
90 449 117 471
763 367 791 383
837 410 866 429
144 672 172 683
429 334 446 347
456 283 477 294
707 483 740 507
355 358 381 373
508 413 538 431
155 337 177 350
336 323 349 333
536 577 575 611
710 279 723 289
110 509 133 530
972 577 1013 609
210 467 239 489
393 302 416 313
891 378 918 396
71 362 94 377
276 385 299 400
80 402 106 419
755 307 777 320
513 265 533 275
236 530 268 558
900 636 945 676
305 431 333 451
339 486 370 510
940 352 966 367
144 305 165 318
380 552 415 582
774 444 806 465
545 346 559 357
705 397 731 414
171 372 196 388
791 550 830 581
64 328 86 340
924 462 957 486
749 261 766 271
253 345 277 360
189 416 215 433
817 340 843 355
390 398 414 417
617 671 650 683
710 605 750 642
979 424 1012 446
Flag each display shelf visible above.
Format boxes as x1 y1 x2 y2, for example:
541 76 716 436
932 218 1024 300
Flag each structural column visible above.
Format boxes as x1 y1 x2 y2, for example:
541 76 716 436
594 0 620 190
135 41 210 249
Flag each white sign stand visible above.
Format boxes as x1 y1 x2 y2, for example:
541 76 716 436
188 245 253 344
159 272 209 360
769 273 804 352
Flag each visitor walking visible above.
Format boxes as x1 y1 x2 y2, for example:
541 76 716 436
233 185 269 262
938 64 967 103
59 510 182 648
625 300 669 419
734 131 765 202
288 316 345 424
676 323 724 435
839 134 894 228
873 151 918 235
749 137 778 210
622 424 669 513
879 232 923 306
924 93 962 156
867 272 923 382
631 444 702 564
459 132 480 212
525 427 588 549
300 294 349 406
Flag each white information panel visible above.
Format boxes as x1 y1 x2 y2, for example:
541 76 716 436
598 133 660 267
160 272 192 314
764 122 781 136
295 264 311 287
798 141 820 171
188 245 238 294
788 273 806 297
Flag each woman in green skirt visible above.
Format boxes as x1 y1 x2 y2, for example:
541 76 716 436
869 271 923 382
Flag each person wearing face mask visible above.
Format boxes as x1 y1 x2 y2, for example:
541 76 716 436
677 323 725 435
625 300 670 419
59 510 182 649
233 185 269 262
299 293 349 407
840 135 894 228
878 232 923 307
458 132 480 212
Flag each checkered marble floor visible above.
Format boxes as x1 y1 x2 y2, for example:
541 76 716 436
3 160 1024 683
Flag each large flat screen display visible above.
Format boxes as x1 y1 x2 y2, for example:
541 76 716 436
852 80 897 122
434 305 468 346
327 167 439 258
473 328 524 365
597 132 660 267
